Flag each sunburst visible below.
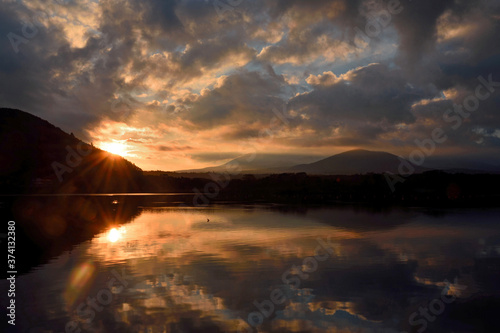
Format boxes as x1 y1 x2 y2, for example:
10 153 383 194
100 141 128 157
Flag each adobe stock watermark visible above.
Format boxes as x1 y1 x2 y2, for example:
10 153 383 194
385 74 500 192
348 0 404 49
110 98 134 117
236 237 339 332
7 0 73 54
192 103 294 207
60 268 132 333
400 277 467 333
51 142 93 182
7 10 49 53
205 0 245 18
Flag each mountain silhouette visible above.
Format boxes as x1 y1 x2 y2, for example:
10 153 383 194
181 149 427 175
0 108 143 193
177 153 324 173
287 149 427 175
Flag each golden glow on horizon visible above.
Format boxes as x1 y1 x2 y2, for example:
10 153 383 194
86 118 357 171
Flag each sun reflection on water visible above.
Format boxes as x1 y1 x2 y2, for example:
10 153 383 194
107 227 126 243
15 206 500 333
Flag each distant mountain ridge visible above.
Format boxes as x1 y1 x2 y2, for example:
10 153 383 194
178 149 427 175
177 148 500 175
177 153 325 173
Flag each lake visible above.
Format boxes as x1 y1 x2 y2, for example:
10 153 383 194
2 196 500 332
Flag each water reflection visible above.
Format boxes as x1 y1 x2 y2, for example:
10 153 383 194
107 227 125 243
2 203 500 332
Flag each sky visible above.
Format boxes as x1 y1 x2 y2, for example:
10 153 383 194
1 0 499 171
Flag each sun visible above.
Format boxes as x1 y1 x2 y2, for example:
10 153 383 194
100 141 128 157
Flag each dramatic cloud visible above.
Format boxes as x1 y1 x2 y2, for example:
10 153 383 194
1 0 499 169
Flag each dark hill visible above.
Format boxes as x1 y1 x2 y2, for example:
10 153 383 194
0 108 143 193
288 149 426 175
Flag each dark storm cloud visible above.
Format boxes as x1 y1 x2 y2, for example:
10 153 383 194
177 68 288 129
136 0 183 32
410 88 500 149
257 0 349 64
126 32 256 91
288 63 435 137
391 0 456 67
0 4 70 117
389 0 500 89
438 0 500 62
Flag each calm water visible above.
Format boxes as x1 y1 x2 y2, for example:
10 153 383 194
3 199 500 333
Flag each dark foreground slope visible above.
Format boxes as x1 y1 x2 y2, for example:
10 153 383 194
0 108 144 194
